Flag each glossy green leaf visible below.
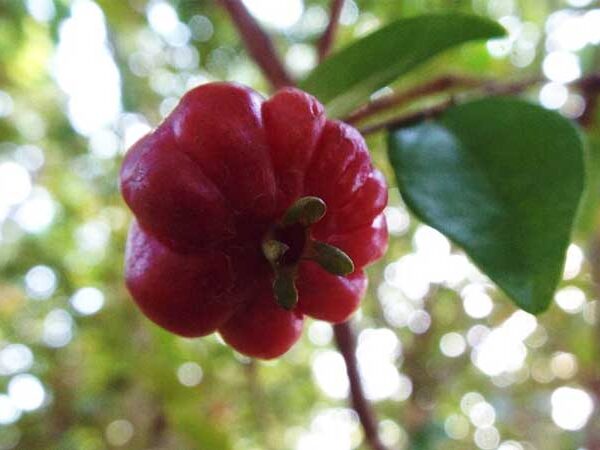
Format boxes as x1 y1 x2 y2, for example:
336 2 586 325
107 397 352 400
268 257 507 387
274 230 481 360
388 97 585 313
299 13 505 117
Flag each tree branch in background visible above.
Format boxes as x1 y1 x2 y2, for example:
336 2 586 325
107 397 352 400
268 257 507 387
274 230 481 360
357 73 600 135
318 0 345 62
348 74 542 127
578 74 600 127
334 321 391 450
358 100 454 135
219 0 294 90
344 74 487 124
584 235 600 450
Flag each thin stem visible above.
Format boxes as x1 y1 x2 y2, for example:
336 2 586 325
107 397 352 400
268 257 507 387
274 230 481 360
584 235 600 450
219 0 294 90
334 321 391 450
347 75 542 126
579 74 600 127
357 73 600 135
318 0 345 62
359 100 453 136
345 74 486 124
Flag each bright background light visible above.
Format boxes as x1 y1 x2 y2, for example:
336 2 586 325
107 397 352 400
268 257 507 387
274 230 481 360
243 0 304 29
8 374 46 412
1 1 599 449
551 387 594 430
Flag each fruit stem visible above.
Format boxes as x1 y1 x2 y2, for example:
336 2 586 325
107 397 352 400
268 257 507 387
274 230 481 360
218 0 294 90
334 321 391 450
317 0 345 62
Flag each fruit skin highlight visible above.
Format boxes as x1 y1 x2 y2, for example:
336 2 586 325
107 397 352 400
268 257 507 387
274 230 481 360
120 82 388 359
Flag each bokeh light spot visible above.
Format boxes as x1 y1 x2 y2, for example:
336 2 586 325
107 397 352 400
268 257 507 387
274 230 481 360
0 345 34 376
8 374 45 412
243 0 304 29
24 265 57 300
177 362 203 387
551 387 593 430
70 287 105 316
106 419 135 446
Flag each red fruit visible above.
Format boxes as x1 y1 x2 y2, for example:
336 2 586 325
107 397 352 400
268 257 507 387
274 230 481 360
219 287 304 360
121 82 388 359
296 262 367 323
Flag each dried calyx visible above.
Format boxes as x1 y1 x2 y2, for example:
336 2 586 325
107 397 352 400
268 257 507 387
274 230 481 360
262 196 355 310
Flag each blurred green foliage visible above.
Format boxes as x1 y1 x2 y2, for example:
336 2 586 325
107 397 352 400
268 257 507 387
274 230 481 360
0 1 599 449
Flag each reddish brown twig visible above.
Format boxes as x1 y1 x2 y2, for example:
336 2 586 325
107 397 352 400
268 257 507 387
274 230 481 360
584 234 600 450
334 321 391 450
345 75 485 124
318 0 345 62
346 74 543 125
358 99 453 135
219 0 294 90
578 73 600 127
357 73 600 135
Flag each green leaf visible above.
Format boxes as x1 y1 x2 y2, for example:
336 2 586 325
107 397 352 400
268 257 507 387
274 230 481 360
573 135 600 237
388 97 585 314
299 13 505 117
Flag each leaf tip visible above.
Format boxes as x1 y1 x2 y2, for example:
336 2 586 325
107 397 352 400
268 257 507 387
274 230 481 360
488 21 508 39
517 300 551 316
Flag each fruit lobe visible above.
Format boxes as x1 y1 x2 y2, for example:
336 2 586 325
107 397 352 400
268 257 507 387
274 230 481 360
121 82 388 359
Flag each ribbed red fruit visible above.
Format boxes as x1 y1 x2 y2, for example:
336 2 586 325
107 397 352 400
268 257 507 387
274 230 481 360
121 82 388 359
